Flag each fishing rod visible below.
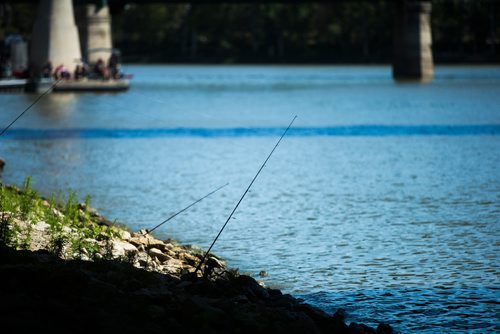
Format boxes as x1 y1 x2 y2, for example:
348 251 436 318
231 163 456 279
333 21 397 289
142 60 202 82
195 115 297 275
143 182 229 236
0 78 62 137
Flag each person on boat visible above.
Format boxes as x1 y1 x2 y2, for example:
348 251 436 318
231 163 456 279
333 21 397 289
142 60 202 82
53 64 63 79
94 58 108 79
1 59 12 79
108 52 120 79
81 62 89 78
13 66 29 79
74 65 85 80
54 64 70 80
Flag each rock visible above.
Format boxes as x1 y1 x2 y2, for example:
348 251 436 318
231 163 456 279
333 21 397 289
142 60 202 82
111 240 138 258
138 258 149 268
148 260 159 270
146 305 166 319
148 248 170 262
128 236 146 247
161 241 176 250
259 270 268 277
120 230 131 241
206 256 225 269
331 309 350 333
267 288 282 297
0 158 4 171
179 252 197 266
90 211 114 227
129 236 165 249
30 221 50 246
376 323 394 334
349 322 376 334
269 293 295 309
33 221 49 232
157 244 176 254
233 294 249 304
333 308 347 321
137 229 149 236
349 323 365 334
186 295 228 326
176 280 193 289
162 258 185 273
235 275 270 300
294 303 330 325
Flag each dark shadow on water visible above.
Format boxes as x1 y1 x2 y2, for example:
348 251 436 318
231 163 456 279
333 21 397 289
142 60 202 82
1 124 500 140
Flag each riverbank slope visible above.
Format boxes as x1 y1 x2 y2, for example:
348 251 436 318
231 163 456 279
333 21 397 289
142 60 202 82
0 181 393 333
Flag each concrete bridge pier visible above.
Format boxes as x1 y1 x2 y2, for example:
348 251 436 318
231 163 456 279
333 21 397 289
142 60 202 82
77 3 113 65
393 1 433 82
30 0 82 75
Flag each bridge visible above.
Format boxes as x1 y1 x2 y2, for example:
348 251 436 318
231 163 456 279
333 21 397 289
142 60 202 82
26 0 434 81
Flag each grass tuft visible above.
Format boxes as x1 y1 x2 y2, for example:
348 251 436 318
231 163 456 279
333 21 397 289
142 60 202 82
0 177 121 257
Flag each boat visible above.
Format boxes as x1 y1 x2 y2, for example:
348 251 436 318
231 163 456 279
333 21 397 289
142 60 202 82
1 40 130 93
23 73 131 93
52 77 129 92
0 79 27 92
1 77 130 93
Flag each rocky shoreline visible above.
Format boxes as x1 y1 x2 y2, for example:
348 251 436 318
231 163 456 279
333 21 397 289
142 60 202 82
0 182 394 333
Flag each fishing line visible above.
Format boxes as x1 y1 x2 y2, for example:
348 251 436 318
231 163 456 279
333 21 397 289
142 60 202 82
141 182 228 270
0 79 62 137
145 182 229 235
195 115 297 274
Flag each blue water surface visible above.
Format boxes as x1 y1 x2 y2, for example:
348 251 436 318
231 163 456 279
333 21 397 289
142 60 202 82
0 65 499 333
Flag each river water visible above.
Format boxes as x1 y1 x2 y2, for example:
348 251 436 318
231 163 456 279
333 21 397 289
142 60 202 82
0 65 499 332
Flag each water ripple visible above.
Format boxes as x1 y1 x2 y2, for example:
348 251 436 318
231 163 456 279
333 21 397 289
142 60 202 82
1 124 500 140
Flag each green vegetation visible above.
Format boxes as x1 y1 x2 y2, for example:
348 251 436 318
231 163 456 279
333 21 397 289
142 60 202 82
0 1 498 63
113 1 499 63
0 177 120 258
